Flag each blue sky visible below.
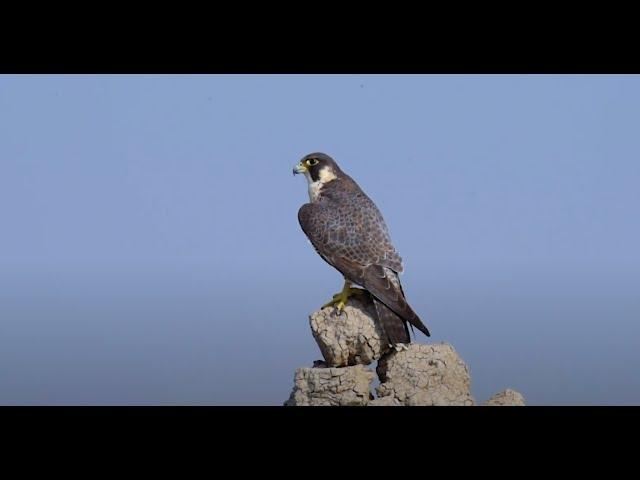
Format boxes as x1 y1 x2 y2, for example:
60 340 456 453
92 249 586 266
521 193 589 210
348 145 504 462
0 74 639 404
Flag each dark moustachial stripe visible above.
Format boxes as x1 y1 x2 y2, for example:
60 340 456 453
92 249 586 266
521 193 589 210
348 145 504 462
296 152 431 342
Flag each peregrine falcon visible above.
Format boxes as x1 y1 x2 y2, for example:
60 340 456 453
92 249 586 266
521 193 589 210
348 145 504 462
293 152 430 347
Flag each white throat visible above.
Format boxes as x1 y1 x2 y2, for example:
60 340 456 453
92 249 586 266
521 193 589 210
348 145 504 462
304 167 337 202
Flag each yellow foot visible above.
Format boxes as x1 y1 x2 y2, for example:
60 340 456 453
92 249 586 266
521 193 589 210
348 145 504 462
322 282 364 313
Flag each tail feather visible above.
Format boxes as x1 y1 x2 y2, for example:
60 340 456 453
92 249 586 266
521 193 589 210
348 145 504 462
364 267 431 338
327 255 431 338
373 297 410 345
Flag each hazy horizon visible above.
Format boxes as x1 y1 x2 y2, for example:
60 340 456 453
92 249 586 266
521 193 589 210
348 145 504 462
1 74 639 405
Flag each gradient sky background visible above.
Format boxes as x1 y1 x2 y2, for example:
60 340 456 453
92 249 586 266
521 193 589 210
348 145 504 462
1 74 639 405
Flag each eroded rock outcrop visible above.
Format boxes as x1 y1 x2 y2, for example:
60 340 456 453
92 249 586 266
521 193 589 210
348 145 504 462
284 364 375 406
309 292 389 367
286 296 525 406
376 343 476 406
484 389 526 406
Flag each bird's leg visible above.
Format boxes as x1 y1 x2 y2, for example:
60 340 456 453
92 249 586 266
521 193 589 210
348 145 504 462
322 280 365 313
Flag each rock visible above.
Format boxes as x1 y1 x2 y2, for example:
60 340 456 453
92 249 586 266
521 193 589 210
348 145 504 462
376 343 476 406
309 292 390 367
288 303 521 406
284 364 375 406
369 395 401 406
484 389 526 406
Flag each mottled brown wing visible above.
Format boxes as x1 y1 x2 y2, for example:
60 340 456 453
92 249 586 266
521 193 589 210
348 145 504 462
332 256 430 337
298 203 430 338
299 178 405 274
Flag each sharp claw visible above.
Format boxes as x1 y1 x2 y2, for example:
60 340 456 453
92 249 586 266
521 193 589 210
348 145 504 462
322 282 361 312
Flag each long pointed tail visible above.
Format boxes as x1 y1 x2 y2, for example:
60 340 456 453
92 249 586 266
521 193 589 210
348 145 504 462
334 257 431 339
362 267 431 338
372 297 410 345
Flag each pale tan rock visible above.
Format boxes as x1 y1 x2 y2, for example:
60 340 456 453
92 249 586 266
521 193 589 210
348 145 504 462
376 343 476 406
484 389 526 406
289 302 520 406
369 395 401 406
284 364 375 406
309 292 390 367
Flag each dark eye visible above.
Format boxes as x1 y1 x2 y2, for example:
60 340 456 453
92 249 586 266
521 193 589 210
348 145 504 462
307 158 319 166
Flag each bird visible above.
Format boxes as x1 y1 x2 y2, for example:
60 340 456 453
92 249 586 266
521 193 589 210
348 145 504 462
293 152 430 348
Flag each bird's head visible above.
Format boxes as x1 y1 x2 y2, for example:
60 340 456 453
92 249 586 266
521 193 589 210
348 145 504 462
293 152 343 185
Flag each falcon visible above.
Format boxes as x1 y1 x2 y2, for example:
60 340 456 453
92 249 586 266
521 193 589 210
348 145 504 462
293 152 431 347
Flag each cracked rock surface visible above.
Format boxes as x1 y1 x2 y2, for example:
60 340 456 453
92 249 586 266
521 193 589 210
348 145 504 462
376 343 476 406
309 293 390 367
287 302 526 406
284 364 375 406
484 389 526 406
368 396 401 406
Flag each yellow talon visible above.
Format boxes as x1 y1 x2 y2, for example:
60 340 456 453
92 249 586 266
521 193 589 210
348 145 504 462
322 281 364 313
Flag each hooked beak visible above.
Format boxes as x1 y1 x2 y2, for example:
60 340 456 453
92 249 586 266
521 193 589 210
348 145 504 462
293 162 307 176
